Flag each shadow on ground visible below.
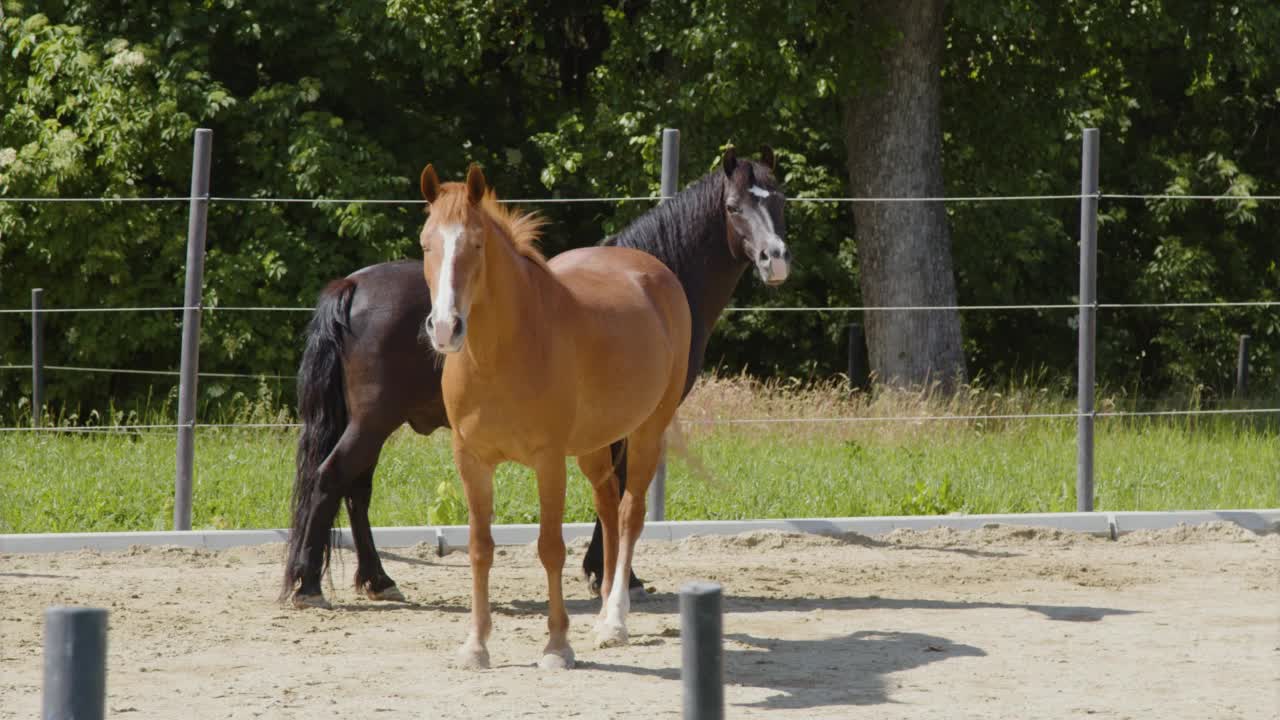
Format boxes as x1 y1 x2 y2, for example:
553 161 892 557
584 629 985 710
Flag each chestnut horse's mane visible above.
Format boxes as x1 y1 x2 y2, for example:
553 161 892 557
431 184 550 270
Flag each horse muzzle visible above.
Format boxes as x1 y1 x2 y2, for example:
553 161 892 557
425 313 466 353
757 255 790 287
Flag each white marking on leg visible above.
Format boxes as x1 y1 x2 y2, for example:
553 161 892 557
605 559 630 625
596 555 630 647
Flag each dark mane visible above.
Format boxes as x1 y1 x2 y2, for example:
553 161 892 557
601 171 727 287
602 160 779 288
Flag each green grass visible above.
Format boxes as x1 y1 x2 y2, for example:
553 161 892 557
1 407 1276 534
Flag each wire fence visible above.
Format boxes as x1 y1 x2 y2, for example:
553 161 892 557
2 404 1280 430
2 192 1277 204
2 185 1276 436
2 406 1278 434
3 300 1278 315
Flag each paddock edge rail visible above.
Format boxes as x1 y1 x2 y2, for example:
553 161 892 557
3 509 1276 555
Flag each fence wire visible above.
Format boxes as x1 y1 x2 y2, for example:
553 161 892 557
3 300 1278 315
4 192 1279 204
2 407 1276 433
2 186 1275 434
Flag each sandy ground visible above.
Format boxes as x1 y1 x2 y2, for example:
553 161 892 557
1 522 1278 719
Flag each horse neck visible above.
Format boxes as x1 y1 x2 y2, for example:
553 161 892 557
462 231 548 371
631 173 750 337
685 229 750 339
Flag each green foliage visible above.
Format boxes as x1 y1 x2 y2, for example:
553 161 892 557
426 479 466 526
896 477 968 517
1 0 1277 421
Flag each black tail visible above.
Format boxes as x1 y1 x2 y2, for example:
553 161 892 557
281 278 357 601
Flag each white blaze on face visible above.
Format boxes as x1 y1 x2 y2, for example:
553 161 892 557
744 186 789 283
429 223 464 346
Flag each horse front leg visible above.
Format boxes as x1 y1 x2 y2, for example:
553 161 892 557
534 456 574 670
453 442 496 670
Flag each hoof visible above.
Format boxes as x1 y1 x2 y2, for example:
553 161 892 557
538 647 575 670
455 644 490 670
586 576 602 598
629 584 650 602
292 593 332 610
595 621 628 649
366 584 406 602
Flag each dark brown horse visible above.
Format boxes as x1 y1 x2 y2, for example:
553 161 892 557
283 147 790 608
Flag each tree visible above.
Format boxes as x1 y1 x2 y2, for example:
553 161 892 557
1 0 1276 420
844 0 965 388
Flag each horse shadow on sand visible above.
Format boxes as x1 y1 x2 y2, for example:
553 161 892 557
581 628 985 710
506 591 1138 710
509 589 1140 624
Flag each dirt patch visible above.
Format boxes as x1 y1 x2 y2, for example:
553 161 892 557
2 523 1277 719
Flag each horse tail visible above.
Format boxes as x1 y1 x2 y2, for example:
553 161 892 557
282 277 357 601
663 411 722 490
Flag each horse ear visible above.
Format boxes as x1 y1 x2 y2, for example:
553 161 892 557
466 163 487 205
420 164 440 204
722 147 738 178
760 145 776 171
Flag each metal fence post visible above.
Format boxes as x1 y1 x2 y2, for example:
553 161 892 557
846 322 869 391
1235 334 1250 398
1076 128 1099 513
681 581 724 720
32 288 44 427
174 128 212 531
43 606 108 720
649 127 680 522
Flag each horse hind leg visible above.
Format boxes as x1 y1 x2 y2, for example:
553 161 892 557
596 426 665 648
581 440 647 597
290 425 384 609
576 448 621 617
347 467 405 602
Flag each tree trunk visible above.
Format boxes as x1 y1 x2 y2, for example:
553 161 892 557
843 0 966 390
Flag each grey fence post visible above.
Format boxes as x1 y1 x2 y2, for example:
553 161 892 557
174 128 212 532
32 288 44 427
681 581 724 720
43 606 108 720
1235 335 1250 398
846 322 869 391
648 127 680 522
1076 128 1099 513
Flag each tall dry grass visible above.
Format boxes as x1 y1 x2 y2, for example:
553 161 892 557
678 371 1078 443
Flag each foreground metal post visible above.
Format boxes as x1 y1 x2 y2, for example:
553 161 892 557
846 322 869 391
31 288 44 427
649 128 680 522
43 607 107 720
681 581 724 720
1235 335 1250 398
174 128 212 531
1076 128 1099 513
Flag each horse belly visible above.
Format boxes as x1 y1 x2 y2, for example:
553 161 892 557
563 307 677 454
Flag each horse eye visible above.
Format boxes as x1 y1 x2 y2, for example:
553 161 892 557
727 204 741 214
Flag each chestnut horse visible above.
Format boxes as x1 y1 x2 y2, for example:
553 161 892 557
419 164 690 669
282 148 789 609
